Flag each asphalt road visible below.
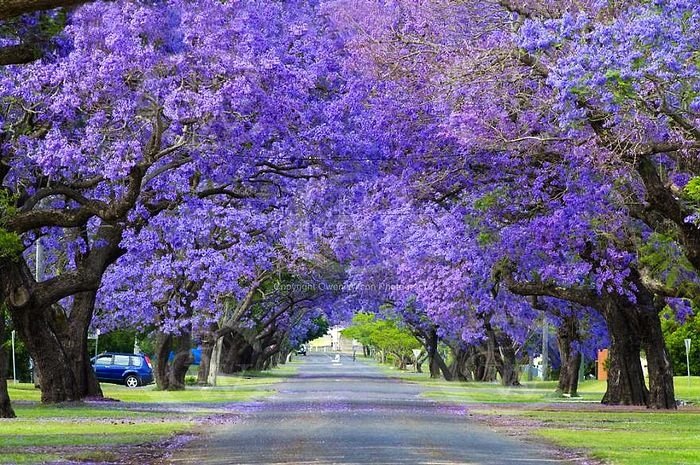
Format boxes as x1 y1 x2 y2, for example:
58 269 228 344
169 353 572 465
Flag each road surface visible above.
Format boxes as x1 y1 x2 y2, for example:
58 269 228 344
169 353 572 465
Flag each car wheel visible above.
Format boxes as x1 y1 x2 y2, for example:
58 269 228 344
124 375 140 388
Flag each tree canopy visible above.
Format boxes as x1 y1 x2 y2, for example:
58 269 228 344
1 0 700 414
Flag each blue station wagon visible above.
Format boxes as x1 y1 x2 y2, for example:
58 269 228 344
91 352 154 388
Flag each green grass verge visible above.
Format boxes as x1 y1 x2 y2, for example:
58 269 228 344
380 364 700 404
421 379 606 403
0 421 192 447
0 454 59 464
2 362 298 464
384 361 700 464
7 364 298 404
420 377 700 404
487 408 700 465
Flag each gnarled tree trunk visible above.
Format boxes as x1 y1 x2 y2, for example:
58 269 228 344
634 281 675 409
497 341 521 386
11 303 82 403
601 299 649 406
11 298 103 403
484 321 520 386
600 271 676 409
154 332 173 390
63 292 102 399
2 226 121 404
220 332 254 374
412 325 453 380
556 315 581 397
167 331 193 391
448 346 475 381
641 314 676 409
500 262 675 408
197 332 215 385
207 336 224 386
426 328 442 379
154 330 193 391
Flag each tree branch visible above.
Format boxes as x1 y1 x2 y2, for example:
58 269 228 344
0 43 40 65
0 0 90 20
491 260 598 307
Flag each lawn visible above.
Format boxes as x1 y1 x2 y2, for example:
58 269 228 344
383 363 700 465
6 367 297 404
472 407 700 465
420 379 606 403
1 363 298 464
383 364 700 404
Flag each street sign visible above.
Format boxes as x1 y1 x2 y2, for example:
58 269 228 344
412 349 422 373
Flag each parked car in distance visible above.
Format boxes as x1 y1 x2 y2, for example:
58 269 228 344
296 346 307 356
91 352 154 388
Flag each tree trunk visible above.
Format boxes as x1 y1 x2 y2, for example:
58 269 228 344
556 315 581 397
2 226 122 404
11 295 103 403
0 308 16 418
633 279 676 409
167 331 193 391
484 321 520 386
10 303 81 403
641 313 676 409
559 350 581 397
63 292 102 399
497 343 521 386
500 259 675 408
220 333 254 373
197 338 214 385
154 330 193 391
481 335 499 382
599 270 676 409
448 346 475 381
601 299 649 406
415 326 453 380
154 332 173 391
207 336 224 386
426 329 442 379
396 354 407 370
33 362 41 388
416 353 427 374
470 346 489 381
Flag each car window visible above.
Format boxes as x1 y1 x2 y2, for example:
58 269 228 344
113 355 130 366
130 356 143 367
95 356 112 365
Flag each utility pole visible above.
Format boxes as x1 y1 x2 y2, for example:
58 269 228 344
11 330 16 384
94 329 100 358
685 339 692 389
32 226 45 386
542 319 549 381
35 227 44 282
